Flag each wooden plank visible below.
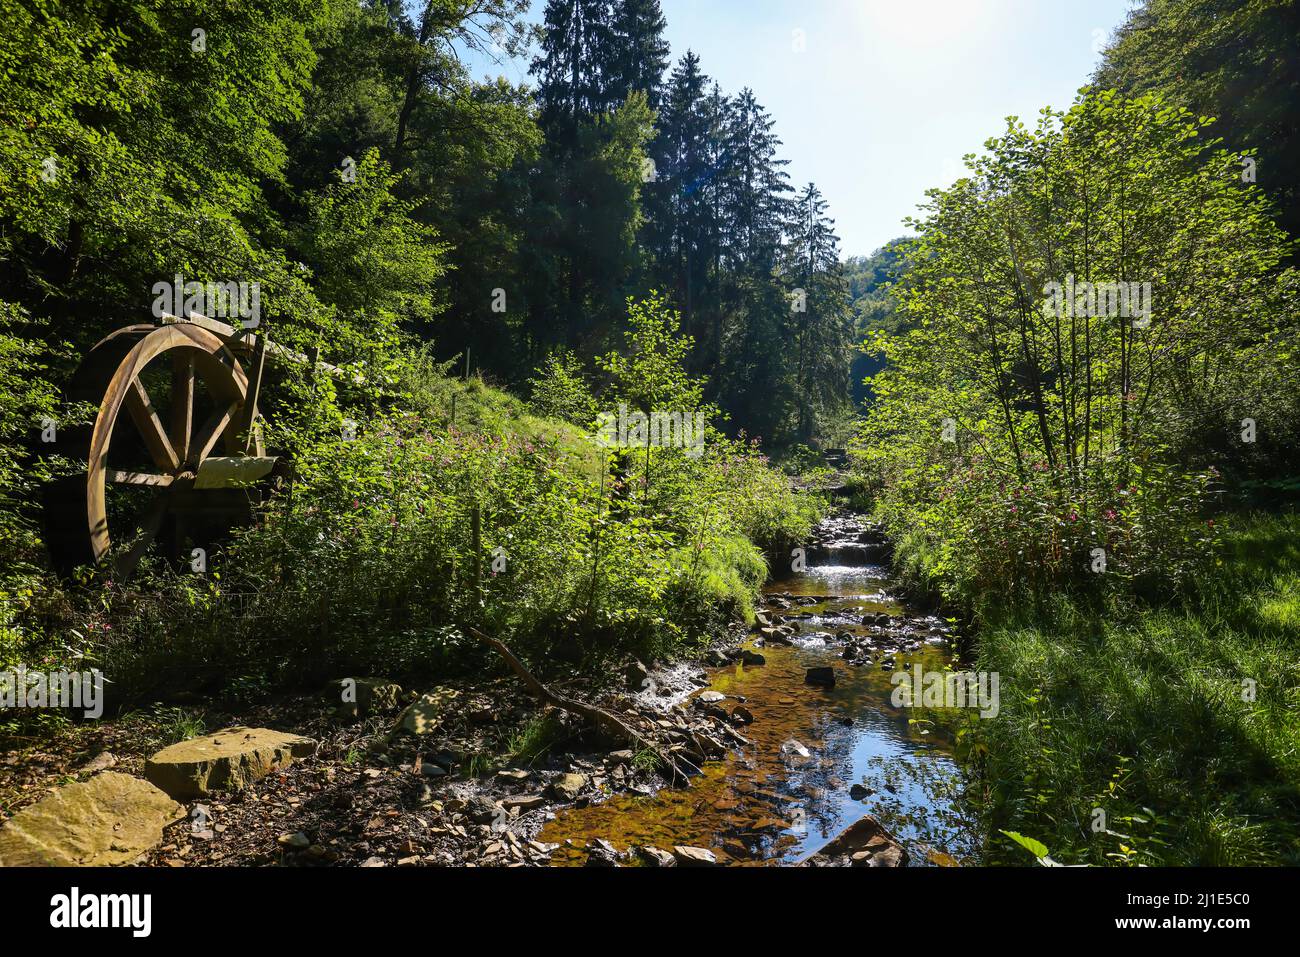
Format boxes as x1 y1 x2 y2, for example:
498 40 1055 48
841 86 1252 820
193 455 279 490
156 312 361 383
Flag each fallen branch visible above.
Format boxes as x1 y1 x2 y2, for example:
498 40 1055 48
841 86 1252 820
467 626 698 783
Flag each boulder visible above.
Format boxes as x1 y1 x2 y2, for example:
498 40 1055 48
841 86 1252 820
0 772 183 866
672 845 718 866
77 752 118 775
625 659 650 691
397 687 462 735
760 628 793 646
549 772 587 801
805 666 836 688
638 845 677 867
803 815 908 867
465 796 503 825
739 650 766 666
329 678 403 719
144 726 316 800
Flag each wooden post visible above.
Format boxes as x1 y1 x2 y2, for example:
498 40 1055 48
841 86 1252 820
238 333 267 455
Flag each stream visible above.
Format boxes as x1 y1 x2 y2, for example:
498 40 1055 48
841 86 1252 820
540 512 981 865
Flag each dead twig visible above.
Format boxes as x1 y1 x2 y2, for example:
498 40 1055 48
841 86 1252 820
466 626 697 783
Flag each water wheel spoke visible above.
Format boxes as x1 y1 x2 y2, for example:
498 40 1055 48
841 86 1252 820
170 352 194 464
125 378 180 472
112 488 172 577
189 401 240 466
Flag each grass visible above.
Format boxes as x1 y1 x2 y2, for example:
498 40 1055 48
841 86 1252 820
506 713 567 767
974 511 1300 865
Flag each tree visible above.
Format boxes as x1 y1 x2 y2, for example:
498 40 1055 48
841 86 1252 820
1094 0 1300 239
598 293 710 502
860 89 1299 592
784 183 853 443
607 0 670 112
532 0 616 151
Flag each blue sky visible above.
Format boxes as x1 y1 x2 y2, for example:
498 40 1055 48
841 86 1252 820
466 0 1139 258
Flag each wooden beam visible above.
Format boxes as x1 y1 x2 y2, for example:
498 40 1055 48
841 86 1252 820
170 351 194 463
108 470 174 487
156 312 361 383
235 333 266 455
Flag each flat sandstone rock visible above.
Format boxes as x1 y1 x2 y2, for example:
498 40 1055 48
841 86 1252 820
0 772 183 866
144 726 316 800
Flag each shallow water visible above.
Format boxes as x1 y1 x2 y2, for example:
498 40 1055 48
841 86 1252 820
540 552 979 865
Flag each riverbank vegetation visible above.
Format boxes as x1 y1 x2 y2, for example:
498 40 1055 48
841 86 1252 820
852 4 1300 864
976 511 1300 865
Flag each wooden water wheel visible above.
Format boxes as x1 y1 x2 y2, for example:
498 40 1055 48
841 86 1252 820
43 319 279 576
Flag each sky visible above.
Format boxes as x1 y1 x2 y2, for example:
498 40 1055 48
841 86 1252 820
465 0 1140 258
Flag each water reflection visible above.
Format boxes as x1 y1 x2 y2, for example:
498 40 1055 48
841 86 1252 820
540 561 979 865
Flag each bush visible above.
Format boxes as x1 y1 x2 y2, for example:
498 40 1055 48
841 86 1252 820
63 299 819 702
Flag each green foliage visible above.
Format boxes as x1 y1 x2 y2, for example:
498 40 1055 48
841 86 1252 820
295 148 448 335
1095 0 1300 239
0 302 65 656
598 292 706 418
973 512 1300 866
843 238 911 410
71 298 814 699
856 89 1298 603
527 350 598 428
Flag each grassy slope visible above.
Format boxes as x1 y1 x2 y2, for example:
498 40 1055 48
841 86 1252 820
975 512 1300 865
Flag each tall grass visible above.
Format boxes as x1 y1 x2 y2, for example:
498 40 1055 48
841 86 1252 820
974 512 1300 865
